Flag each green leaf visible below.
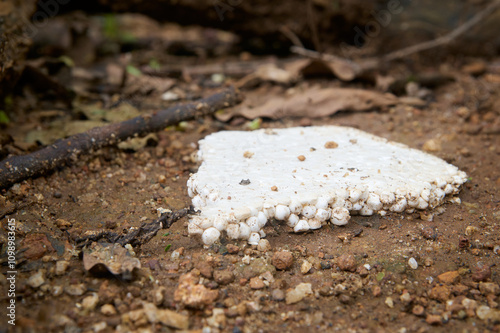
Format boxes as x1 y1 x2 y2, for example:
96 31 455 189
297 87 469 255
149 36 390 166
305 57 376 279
162 232 170 237
126 65 142 77
149 59 161 70
248 118 262 130
58 55 75 67
0 111 10 124
164 244 172 252
376 272 385 281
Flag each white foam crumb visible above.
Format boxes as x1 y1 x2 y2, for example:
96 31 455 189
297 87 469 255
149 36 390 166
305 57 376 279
187 126 468 246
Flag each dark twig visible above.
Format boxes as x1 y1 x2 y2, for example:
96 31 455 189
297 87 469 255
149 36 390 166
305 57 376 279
74 206 195 248
306 0 322 52
0 87 243 190
291 0 500 78
279 26 304 48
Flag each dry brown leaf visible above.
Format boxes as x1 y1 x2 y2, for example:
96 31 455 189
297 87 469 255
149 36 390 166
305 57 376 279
83 242 141 279
221 87 397 120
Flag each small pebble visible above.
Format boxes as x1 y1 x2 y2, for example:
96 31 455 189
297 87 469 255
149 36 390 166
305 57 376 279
82 293 99 311
257 239 271 252
27 270 46 288
285 283 312 304
55 261 70 275
272 251 293 270
336 254 356 272
385 297 394 308
101 304 117 316
408 257 418 270
412 305 425 316
300 260 312 274
271 289 285 302
249 277 265 290
426 314 442 325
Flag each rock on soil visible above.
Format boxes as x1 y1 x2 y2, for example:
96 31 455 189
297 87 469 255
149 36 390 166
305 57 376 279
286 283 313 304
272 251 294 270
174 272 218 308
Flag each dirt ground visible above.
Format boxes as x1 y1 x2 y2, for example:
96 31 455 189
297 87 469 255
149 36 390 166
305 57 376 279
1 10 500 333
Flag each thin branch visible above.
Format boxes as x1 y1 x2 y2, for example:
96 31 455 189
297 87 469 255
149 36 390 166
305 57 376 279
382 0 500 62
73 206 195 248
0 87 243 190
279 26 304 48
291 0 500 77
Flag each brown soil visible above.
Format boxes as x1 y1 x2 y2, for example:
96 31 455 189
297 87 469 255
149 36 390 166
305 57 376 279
1 9 500 333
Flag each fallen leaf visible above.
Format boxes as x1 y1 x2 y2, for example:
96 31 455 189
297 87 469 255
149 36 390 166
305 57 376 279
83 242 141 279
219 87 397 121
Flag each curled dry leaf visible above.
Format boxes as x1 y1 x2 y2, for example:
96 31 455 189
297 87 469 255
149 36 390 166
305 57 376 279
83 242 141 279
218 87 397 121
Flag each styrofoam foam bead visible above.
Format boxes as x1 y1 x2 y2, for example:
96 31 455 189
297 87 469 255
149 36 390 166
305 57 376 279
380 191 395 204
259 229 266 237
430 188 446 208
315 208 330 222
366 193 383 211
257 212 267 228
263 205 276 219
420 189 431 202
239 222 251 239
289 200 302 214
334 198 345 208
188 222 204 235
308 218 322 229
395 187 406 198
407 197 419 208
208 192 219 201
343 200 353 210
453 174 466 184
333 189 349 201
390 198 407 213
299 194 317 206
302 205 316 219
249 206 259 217
352 202 363 211
406 208 415 214
416 197 429 210
359 190 369 202
316 196 330 210
435 177 447 188
294 220 310 232
202 227 220 245
187 187 194 198
201 187 211 198
433 188 446 200
246 216 260 232
248 232 260 245
199 218 213 229
287 214 299 227
213 216 228 231
275 205 291 220
330 207 350 226
192 195 205 208
349 188 362 202
444 184 454 195
359 206 374 216
226 223 240 239
379 210 387 216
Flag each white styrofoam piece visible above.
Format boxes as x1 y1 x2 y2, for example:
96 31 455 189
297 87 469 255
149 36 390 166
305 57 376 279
187 126 468 245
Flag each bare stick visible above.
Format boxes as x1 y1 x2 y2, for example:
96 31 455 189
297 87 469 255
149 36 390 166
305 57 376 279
74 206 194 248
279 26 304 48
382 0 500 62
292 0 500 76
0 87 243 190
